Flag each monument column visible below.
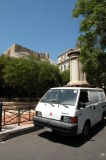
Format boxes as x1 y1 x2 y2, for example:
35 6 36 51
76 57 79 81
67 47 89 87
70 59 72 81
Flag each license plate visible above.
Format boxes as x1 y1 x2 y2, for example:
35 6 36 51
45 127 52 132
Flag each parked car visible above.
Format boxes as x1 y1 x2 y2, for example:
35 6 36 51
33 87 106 137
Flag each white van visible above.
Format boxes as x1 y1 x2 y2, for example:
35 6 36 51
33 87 106 137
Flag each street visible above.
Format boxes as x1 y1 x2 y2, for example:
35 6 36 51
0 122 106 160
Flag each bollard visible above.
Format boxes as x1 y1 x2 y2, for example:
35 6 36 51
0 102 2 131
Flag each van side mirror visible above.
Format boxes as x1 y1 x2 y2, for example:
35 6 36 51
78 102 86 109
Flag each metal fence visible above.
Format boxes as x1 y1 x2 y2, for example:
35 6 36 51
0 102 37 131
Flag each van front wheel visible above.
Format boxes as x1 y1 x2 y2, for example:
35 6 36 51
82 122 90 138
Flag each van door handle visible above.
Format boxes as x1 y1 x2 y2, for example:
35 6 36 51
94 106 96 110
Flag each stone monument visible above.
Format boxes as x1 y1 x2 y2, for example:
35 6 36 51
67 44 90 87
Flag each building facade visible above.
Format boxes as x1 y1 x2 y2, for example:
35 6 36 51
57 48 73 72
3 44 49 60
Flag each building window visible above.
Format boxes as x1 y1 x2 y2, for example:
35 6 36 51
64 65 66 71
61 66 63 72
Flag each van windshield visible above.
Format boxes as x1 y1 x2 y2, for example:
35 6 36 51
40 89 78 106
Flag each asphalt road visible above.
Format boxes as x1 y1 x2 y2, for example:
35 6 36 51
0 122 106 160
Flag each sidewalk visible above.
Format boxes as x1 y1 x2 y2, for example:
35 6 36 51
0 122 41 142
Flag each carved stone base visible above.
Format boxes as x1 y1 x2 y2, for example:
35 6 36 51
66 81 90 87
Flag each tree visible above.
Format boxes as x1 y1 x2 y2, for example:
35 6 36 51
37 61 62 96
0 56 4 97
61 69 70 86
0 55 62 98
73 0 106 87
2 56 39 97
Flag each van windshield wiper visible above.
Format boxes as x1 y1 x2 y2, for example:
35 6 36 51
62 105 69 108
59 104 69 108
46 100 55 107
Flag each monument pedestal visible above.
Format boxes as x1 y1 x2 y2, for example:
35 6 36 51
67 81 90 87
66 47 90 87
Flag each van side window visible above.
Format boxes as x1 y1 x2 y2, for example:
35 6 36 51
90 91 99 103
99 91 105 102
79 90 89 103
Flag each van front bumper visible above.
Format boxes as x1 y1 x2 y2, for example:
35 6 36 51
33 116 78 135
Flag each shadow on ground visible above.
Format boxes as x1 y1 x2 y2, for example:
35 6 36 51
38 120 106 147
0 126 42 142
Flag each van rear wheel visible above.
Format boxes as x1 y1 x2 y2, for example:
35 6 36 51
82 122 90 138
101 112 105 123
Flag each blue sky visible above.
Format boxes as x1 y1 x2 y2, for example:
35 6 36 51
0 0 80 62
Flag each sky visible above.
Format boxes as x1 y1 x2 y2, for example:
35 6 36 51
0 0 81 62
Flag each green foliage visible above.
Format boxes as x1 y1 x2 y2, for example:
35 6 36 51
73 0 106 87
0 56 62 98
1 56 39 97
61 69 70 86
37 60 62 96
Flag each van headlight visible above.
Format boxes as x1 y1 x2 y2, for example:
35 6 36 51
36 111 42 117
61 116 71 123
61 116 77 123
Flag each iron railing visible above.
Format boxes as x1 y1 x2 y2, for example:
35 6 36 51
0 102 37 131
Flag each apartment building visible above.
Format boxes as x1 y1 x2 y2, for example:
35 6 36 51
57 48 73 72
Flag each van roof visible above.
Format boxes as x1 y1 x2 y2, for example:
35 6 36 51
51 87 103 91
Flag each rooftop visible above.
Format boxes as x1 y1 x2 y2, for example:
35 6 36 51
57 48 73 58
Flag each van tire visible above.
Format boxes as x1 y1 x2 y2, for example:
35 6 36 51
52 129 59 135
82 121 91 138
101 112 105 123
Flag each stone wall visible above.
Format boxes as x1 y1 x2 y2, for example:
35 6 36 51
3 44 49 60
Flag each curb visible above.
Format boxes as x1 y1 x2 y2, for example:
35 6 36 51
0 125 42 141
